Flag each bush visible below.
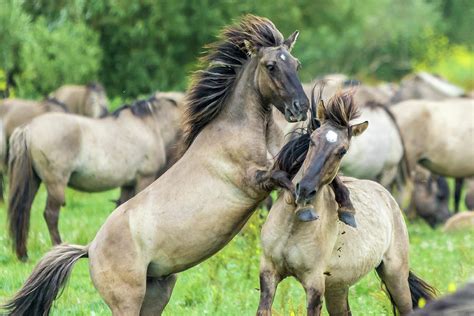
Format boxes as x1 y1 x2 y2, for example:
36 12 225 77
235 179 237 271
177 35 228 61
412 29 474 90
15 18 102 98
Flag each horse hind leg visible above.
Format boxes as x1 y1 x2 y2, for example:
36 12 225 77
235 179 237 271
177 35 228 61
376 261 412 315
88 213 148 315
140 274 177 315
44 182 67 245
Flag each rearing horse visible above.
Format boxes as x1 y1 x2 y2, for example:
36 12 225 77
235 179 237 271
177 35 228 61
3 15 309 315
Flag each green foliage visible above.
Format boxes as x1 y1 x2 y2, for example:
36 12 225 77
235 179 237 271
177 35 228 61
2 0 473 98
0 0 30 95
413 29 474 90
15 17 102 98
435 0 474 47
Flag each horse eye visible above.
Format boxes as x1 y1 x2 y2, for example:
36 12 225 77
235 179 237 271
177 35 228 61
266 62 275 72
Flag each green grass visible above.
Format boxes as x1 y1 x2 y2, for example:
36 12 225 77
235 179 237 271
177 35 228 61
0 186 473 315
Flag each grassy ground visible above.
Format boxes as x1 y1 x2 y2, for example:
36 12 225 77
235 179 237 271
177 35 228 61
0 186 473 315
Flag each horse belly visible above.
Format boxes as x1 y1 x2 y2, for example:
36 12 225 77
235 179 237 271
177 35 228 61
326 183 393 287
69 158 138 191
129 164 260 277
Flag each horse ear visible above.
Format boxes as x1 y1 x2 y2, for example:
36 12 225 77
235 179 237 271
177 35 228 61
317 99 326 122
283 31 299 52
244 40 260 57
350 121 369 137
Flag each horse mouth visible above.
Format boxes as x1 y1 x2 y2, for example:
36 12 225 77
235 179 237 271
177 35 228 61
285 107 306 122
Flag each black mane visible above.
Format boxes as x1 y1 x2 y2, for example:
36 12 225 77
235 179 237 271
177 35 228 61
274 89 360 179
111 96 157 118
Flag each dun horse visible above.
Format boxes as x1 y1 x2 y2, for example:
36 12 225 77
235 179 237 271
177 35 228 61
49 82 109 118
392 99 474 187
258 91 436 316
3 15 312 315
0 83 109 201
7 95 179 261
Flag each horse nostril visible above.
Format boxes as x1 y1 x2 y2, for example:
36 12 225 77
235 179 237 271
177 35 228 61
292 100 301 111
307 189 317 200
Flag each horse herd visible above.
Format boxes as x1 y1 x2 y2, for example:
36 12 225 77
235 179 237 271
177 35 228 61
1 15 472 315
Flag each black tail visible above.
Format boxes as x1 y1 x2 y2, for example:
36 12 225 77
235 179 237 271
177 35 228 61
7 127 41 261
408 271 437 310
2 244 88 315
379 105 411 189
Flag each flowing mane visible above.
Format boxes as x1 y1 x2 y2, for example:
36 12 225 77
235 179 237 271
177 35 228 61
275 90 360 178
181 14 284 152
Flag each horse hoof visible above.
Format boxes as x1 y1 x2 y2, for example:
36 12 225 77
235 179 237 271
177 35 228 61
339 212 357 228
19 254 28 262
296 207 319 222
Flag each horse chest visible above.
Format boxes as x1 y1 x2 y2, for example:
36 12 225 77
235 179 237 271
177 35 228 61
263 228 324 275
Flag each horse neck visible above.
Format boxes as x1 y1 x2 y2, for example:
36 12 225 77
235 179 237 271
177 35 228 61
212 57 272 148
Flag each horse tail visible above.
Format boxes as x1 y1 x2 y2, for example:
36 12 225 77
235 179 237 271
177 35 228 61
381 105 411 188
408 271 437 309
7 126 40 261
2 244 88 315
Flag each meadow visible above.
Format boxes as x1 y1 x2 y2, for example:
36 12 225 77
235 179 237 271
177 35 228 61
0 186 473 315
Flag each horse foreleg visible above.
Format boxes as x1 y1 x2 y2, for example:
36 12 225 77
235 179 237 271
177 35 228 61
325 287 351 316
117 185 135 206
304 281 325 316
140 274 177 316
257 257 281 316
330 176 356 228
44 193 64 245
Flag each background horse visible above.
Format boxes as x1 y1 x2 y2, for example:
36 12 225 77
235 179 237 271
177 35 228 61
49 82 109 118
3 15 310 315
411 167 451 227
258 91 436 316
0 83 110 201
392 99 474 186
391 71 465 103
7 94 178 261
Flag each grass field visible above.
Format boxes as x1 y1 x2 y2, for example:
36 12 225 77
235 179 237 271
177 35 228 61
0 186 473 315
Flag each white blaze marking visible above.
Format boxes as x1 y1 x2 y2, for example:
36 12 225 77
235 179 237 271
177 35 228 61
280 53 286 61
326 130 338 143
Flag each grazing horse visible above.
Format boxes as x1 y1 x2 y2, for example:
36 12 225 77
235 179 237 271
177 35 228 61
411 167 451 227
3 15 310 315
258 91 436 316
0 83 109 201
7 95 179 261
390 72 471 212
